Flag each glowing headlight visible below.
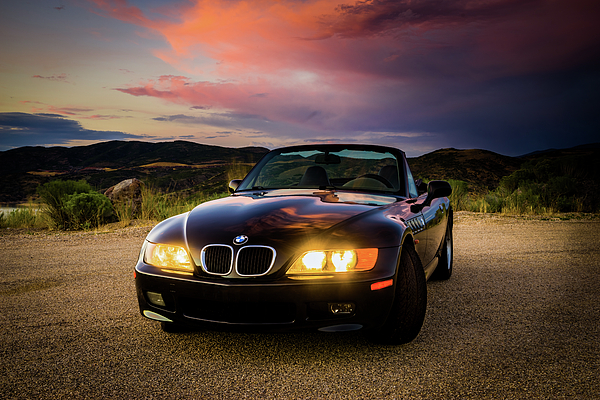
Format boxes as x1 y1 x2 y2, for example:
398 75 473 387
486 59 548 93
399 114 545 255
301 251 327 271
287 248 378 274
331 250 357 271
144 242 194 273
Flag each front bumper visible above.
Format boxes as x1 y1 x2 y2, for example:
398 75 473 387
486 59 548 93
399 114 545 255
134 249 399 332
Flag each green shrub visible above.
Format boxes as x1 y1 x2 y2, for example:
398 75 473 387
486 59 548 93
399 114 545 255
495 157 598 213
37 179 113 230
447 180 471 211
139 185 228 222
63 192 114 230
502 186 541 214
484 192 504 213
37 180 93 229
0 207 48 229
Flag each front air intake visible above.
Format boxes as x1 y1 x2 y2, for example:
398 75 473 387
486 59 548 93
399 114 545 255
236 246 276 276
201 245 233 275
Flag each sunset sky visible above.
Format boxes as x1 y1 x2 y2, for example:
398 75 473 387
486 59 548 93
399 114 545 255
1 0 599 156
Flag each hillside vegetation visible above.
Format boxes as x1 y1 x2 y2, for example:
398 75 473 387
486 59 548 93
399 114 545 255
0 140 268 203
409 144 600 214
408 148 522 193
1 141 598 231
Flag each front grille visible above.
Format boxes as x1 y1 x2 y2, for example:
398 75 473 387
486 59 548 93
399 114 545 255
236 246 275 276
202 245 233 275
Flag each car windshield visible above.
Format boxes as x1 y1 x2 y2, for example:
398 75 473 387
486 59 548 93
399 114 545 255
237 147 405 195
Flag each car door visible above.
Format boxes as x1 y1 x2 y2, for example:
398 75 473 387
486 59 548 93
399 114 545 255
402 158 429 266
422 197 448 264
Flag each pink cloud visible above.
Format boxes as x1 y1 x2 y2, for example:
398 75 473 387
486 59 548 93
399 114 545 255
90 0 600 152
23 103 93 116
88 0 600 81
116 74 345 128
18 101 123 120
32 73 69 82
83 114 125 120
88 0 156 27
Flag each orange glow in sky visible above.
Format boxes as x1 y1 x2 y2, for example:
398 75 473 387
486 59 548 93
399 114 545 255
1 0 599 155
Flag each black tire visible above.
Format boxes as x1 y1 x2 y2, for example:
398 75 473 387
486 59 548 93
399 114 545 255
432 212 453 280
367 245 427 345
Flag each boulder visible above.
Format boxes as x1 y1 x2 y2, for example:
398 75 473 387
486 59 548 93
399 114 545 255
104 178 144 216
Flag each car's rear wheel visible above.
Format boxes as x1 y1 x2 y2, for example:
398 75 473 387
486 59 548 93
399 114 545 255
367 245 427 344
432 213 453 280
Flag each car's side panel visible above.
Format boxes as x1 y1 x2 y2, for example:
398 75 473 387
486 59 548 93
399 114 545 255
421 197 447 263
413 220 427 264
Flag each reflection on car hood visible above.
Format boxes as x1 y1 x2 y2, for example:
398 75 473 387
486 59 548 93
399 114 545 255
185 191 397 251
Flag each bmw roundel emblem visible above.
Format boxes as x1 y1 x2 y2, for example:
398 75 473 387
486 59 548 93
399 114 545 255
233 235 249 245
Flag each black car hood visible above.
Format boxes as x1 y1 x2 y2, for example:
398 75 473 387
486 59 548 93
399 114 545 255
184 192 385 253
146 190 409 276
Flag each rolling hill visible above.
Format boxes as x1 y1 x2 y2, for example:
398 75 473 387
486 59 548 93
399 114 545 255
0 141 269 203
0 140 598 204
407 148 522 192
408 143 600 193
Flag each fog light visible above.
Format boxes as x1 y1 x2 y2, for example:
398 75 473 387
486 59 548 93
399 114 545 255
328 302 355 315
147 291 166 307
143 310 173 322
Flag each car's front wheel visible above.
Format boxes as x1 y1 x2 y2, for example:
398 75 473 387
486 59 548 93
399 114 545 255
367 244 427 344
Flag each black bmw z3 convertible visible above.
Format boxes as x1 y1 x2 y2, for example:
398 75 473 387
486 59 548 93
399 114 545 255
135 144 453 344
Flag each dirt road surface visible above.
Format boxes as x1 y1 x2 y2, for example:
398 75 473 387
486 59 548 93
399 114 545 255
1 213 599 399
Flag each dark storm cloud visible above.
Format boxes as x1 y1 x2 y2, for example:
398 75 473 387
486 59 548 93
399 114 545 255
0 112 140 151
153 112 268 126
93 0 600 155
393 64 600 155
323 0 569 41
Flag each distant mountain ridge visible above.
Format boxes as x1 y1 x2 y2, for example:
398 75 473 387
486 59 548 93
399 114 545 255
0 140 269 175
0 141 270 203
0 140 598 203
517 142 600 158
408 143 600 192
407 148 522 192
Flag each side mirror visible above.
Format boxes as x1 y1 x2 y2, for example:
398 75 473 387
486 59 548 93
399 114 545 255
410 180 452 213
427 180 452 199
228 179 242 193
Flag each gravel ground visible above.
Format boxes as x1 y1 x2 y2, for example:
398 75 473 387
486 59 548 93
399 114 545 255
0 213 599 399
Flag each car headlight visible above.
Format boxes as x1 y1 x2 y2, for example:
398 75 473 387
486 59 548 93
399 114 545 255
144 242 194 274
287 248 378 274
